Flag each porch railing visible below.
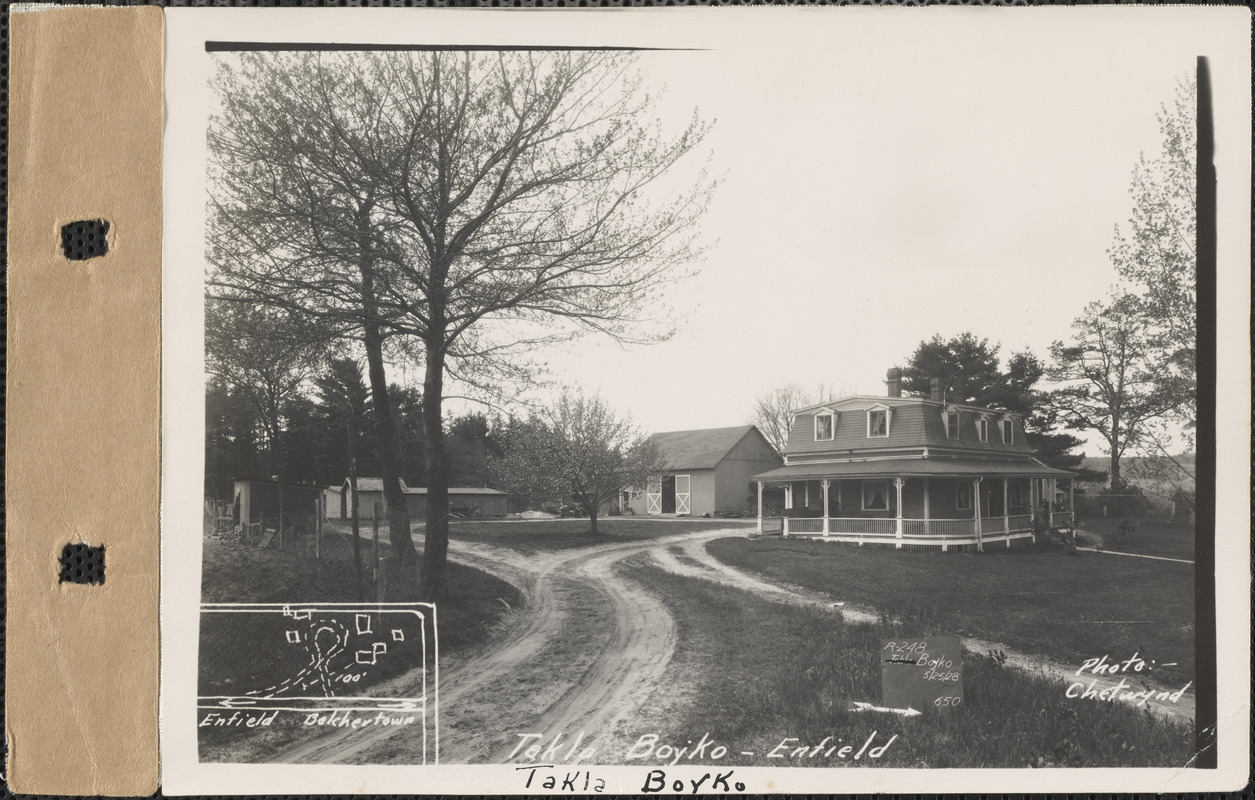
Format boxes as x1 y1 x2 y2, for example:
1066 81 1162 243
901 518 976 537
831 518 897 535
1051 511 1075 528
788 518 825 534
1006 514 1033 532
782 515 1037 540
784 517 897 535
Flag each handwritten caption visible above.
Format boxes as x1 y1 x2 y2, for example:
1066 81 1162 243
511 730 897 768
1067 652 1191 703
514 765 745 794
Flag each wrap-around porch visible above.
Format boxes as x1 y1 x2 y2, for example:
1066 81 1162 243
751 460 1076 551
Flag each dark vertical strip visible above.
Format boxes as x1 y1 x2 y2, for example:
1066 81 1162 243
1192 54 1217 770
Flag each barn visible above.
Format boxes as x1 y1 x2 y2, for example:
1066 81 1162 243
337 477 510 519
627 425 781 517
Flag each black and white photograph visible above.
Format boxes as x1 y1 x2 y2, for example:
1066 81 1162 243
160 7 1251 794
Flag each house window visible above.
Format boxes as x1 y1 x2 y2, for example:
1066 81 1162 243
956 481 972 510
945 410 960 439
829 482 842 514
1000 419 1014 444
1008 481 1025 511
862 480 889 511
867 409 888 438
975 417 989 442
814 412 834 441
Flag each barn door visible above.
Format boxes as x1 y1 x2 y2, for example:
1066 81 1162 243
675 475 691 515
646 476 662 514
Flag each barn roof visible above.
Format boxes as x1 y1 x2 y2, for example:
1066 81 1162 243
350 477 411 493
650 425 762 470
345 477 505 495
406 487 507 496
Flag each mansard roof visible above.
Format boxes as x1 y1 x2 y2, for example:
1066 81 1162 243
785 395 1034 457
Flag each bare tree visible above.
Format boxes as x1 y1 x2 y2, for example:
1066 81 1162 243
205 299 324 539
1046 292 1188 490
493 389 664 536
750 384 849 452
207 51 713 599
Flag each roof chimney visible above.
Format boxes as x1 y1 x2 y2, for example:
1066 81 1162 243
930 377 943 403
885 367 903 398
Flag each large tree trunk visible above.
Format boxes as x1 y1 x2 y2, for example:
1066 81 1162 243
349 427 363 602
356 197 414 578
362 328 414 564
1109 413 1122 490
419 341 449 602
588 507 599 536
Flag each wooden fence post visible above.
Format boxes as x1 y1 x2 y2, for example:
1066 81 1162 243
315 497 322 561
372 502 381 599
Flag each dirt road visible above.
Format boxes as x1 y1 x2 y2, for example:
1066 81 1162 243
270 528 1192 766
272 530 706 766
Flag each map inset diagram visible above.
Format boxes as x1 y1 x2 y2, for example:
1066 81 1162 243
198 603 436 716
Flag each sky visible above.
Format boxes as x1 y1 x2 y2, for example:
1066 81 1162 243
456 17 1214 455
183 10 1246 458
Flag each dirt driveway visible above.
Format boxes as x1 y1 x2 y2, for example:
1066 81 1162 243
270 529 1193 765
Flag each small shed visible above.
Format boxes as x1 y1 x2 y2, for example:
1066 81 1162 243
231 478 324 526
628 425 781 517
321 485 343 520
338 477 510 519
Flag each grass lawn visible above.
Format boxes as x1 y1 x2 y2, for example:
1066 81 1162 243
1074 515 1196 561
199 526 520 761
707 537 1194 684
621 558 1194 768
446 517 753 554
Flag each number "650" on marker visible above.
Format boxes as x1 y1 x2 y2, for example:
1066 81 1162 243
933 696 962 707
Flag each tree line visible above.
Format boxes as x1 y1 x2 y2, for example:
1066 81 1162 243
205 356 502 502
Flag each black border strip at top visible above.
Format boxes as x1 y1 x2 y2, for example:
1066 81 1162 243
205 42 699 52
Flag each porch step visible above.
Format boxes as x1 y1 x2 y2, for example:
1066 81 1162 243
257 527 277 548
1044 527 1077 553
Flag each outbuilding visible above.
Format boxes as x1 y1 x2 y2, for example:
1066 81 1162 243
231 478 324 526
628 425 781 517
337 477 510 519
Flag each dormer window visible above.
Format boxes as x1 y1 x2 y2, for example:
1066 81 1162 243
867 409 889 438
814 411 835 441
944 408 960 440
975 417 989 443
1000 418 1015 445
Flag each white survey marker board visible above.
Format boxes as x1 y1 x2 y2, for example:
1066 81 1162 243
880 636 965 713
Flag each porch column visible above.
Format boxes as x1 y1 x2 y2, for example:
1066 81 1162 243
922 477 931 536
1068 478 1075 522
756 481 764 535
973 477 984 552
893 478 905 546
785 483 793 510
821 479 831 535
1002 477 1010 534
